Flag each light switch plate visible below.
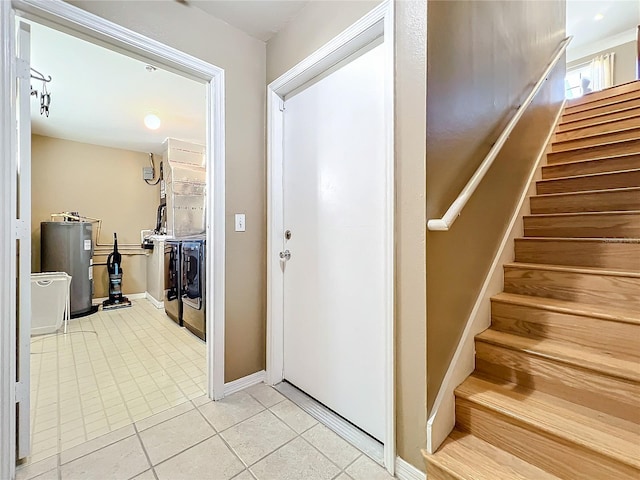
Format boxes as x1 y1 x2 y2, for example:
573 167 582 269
235 214 246 232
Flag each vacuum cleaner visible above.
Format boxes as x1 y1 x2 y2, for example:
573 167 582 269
102 233 132 310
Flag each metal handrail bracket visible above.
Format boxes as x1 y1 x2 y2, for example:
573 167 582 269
427 36 572 232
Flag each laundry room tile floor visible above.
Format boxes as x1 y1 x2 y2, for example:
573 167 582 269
26 299 207 465
17 383 395 480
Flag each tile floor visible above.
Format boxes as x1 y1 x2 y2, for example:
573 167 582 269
28 299 207 463
17 383 394 480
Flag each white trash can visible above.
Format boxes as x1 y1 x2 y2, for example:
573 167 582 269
31 272 72 336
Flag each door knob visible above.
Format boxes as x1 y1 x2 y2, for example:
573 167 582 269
279 250 291 261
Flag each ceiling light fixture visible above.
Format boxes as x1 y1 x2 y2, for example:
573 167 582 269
144 113 161 130
594 13 604 21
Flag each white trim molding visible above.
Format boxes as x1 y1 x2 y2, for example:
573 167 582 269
145 292 164 309
0 2 18 478
2 1 226 474
266 0 395 474
426 100 567 454
395 457 426 480
223 371 266 396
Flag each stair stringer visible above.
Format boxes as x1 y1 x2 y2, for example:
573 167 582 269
425 100 566 453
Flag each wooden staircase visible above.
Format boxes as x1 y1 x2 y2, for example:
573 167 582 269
424 81 640 479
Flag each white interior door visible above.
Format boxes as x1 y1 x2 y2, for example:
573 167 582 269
282 41 387 442
15 20 32 460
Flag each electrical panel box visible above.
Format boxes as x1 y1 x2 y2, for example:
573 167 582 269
143 166 154 180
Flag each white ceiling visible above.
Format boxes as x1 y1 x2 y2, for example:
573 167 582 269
29 20 206 155
190 0 310 41
567 0 639 51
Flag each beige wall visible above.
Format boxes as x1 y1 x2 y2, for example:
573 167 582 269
267 0 428 470
31 134 157 298
426 0 566 411
568 40 638 86
266 0 381 83
69 0 267 382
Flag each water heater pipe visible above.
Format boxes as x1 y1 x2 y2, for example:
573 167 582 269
50 212 142 250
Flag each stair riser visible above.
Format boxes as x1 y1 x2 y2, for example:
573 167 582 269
562 97 640 124
514 239 640 271
530 188 640 214
556 116 640 142
474 343 639 422
565 89 640 115
541 155 640 178
552 128 640 153
426 463 459 480
566 82 640 109
559 104 640 132
547 139 640 164
455 398 639 479
536 170 640 195
503 265 640 310
523 213 640 238
490 300 639 357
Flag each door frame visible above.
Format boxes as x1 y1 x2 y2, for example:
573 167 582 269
1 1 225 476
265 0 395 473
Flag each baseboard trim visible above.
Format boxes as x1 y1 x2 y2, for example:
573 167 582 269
426 98 567 454
223 370 266 396
145 292 164 309
395 456 426 480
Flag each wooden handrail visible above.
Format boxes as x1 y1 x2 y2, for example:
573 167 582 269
427 36 573 232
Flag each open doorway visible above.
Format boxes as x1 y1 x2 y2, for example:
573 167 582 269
26 18 210 463
2 2 226 475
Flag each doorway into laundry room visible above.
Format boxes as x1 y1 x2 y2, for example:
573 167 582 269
15 15 219 467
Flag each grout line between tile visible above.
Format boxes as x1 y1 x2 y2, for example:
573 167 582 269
245 389 287 410
132 424 155 474
242 433 301 469
190 401 260 473
196 402 267 435
341 453 364 475
143 429 217 469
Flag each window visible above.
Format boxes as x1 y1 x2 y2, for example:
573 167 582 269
565 63 592 99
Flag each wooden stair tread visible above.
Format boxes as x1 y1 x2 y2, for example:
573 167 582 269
476 328 640 382
547 137 640 156
504 261 640 278
558 112 640 135
552 126 640 151
526 209 640 218
546 138 640 164
455 375 640 469
537 167 640 184
427 430 562 480
559 103 640 131
562 97 640 124
532 185 640 200
564 87 640 115
541 154 640 179
542 152 640 167
566 81 640 108
491 292 640 325
523 210 640 238
530 187 640 214
518 236 640 242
